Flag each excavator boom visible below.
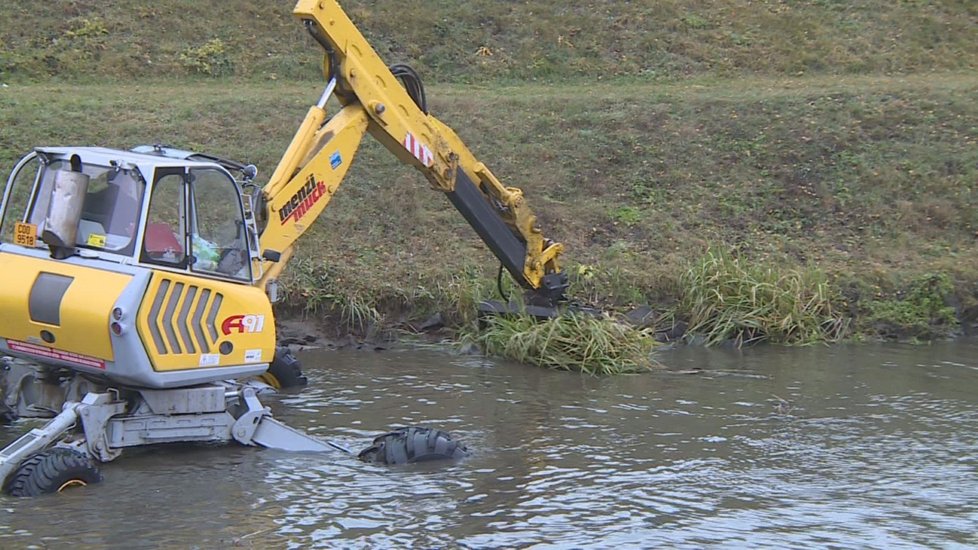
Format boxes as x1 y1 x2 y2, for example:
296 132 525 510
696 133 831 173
256 0 568 306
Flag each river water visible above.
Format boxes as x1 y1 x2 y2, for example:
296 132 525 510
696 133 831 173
1 340 976 548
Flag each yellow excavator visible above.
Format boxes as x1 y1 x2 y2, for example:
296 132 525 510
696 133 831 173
0 0 565 495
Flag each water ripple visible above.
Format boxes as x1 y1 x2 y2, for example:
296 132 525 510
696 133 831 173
1 343 977 548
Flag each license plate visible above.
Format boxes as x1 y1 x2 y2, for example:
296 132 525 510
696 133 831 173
14 222 37 247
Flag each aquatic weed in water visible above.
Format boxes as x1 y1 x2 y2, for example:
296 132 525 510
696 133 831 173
463 312 658 375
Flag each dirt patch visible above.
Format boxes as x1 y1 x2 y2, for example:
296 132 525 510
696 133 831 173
275 316 396 352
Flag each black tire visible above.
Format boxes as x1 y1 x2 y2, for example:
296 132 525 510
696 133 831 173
3 447 102 497
0 405 17 424
260 346 308 389
358 427 469 465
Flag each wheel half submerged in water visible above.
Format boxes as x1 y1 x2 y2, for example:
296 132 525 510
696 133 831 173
357 427 469 465
259 346 308 389
3 447 102 497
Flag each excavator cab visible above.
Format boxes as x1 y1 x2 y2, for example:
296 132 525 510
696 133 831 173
0 145 342 498
1 146 258 282
0 146 275 389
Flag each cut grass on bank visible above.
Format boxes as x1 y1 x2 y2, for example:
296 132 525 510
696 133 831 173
1 0 975 82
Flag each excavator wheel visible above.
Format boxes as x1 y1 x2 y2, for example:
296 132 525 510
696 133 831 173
357 427 469 465
260 346 308 389
3 447 102 497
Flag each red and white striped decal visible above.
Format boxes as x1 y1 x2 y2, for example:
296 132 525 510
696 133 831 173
403 132 434 167
7 339 106 370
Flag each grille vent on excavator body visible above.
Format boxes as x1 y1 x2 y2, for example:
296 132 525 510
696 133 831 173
145 278 223 355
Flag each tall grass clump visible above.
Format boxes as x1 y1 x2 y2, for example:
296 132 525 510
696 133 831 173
278 257 381 331
679 248 848 347
462 313 658 375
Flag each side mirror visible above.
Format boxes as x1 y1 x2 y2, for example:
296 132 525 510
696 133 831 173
242 164 258 182
262 249 281 262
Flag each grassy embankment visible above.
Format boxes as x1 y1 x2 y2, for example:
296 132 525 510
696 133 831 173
1 1 976 359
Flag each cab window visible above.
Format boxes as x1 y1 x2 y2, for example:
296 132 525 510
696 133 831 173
77 165 144 255
189 168 250 281
141 170 187 267
0 154 42 245
16 159 144 256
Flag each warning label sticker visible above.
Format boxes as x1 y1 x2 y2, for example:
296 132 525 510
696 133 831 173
6 339 106 370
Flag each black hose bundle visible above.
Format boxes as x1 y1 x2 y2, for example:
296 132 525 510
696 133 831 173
389 63 428 114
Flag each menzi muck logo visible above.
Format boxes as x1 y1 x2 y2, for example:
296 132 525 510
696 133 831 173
279 174 328 225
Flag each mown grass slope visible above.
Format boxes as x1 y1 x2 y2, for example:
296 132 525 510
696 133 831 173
1 1 976 342
1 1 975 82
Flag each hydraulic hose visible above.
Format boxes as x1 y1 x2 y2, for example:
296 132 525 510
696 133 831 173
389 63 428 114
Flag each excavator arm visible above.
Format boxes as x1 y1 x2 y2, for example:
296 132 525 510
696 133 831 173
256 0 568 306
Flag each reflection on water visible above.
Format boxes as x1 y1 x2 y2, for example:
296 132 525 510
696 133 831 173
1 340 977 548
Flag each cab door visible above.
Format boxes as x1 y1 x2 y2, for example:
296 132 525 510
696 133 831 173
141 166 251 282
187 168 252 281
135 167 273 374
141 167 189 268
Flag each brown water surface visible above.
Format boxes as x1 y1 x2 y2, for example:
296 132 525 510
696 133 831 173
1 340 977 548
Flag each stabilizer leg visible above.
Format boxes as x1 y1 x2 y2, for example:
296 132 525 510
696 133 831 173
232 387 348 453
0 401 81 483
251 417 349 453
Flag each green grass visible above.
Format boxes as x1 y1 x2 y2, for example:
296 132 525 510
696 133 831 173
1 1 977 354
1 74 976 347
1 1 974 82
678 247 848 346
859 272 959 341
461 313 658 375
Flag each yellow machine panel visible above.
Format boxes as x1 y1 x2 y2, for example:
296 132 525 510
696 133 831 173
136 271 275 372
0 252 132 361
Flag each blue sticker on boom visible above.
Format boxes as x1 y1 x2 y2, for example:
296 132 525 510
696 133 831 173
330 152 342 170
